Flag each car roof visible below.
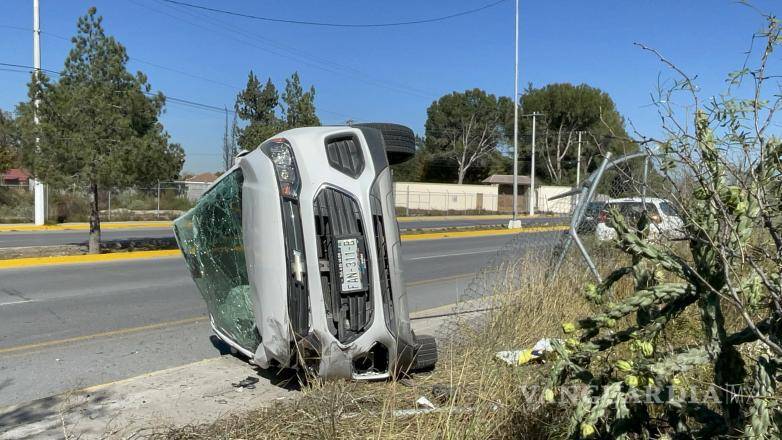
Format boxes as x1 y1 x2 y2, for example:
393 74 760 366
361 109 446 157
605 197 669 204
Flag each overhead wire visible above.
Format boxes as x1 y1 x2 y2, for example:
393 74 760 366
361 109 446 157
139 0 436 99
159 0 509 28
4 15 366 121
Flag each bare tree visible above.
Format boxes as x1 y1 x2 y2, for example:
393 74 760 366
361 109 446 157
425 89 508 184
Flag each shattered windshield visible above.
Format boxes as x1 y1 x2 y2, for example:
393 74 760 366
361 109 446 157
173 169 260 351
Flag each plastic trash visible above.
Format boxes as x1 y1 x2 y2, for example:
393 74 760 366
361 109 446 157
415 396 436 410
495 338 560 366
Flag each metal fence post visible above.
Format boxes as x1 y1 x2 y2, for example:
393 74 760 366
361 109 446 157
108 189 111 221
551 152 613 281
156 181 161 219
406 186 410 217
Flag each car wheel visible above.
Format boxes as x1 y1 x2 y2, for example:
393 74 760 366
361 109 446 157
354 122 415 165
412 334 438 371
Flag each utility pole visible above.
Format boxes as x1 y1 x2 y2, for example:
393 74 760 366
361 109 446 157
576 131 583 186
521 112 541 216
32 0 45 226
509 0 520 229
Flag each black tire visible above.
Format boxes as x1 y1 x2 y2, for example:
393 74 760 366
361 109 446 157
355 122 415 165
412 334 438 371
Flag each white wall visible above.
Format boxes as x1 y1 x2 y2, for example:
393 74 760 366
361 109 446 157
393 182 499 212
536 185 575 214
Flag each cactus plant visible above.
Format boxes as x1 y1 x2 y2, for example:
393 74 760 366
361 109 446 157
546 15 782 438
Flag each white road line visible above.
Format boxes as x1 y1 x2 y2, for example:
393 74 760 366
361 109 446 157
405 248 498 261
0 299 33 307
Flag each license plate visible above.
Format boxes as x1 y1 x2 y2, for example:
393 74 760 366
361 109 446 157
337 238 365 292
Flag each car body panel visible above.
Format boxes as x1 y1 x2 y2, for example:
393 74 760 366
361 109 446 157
174 125 420 379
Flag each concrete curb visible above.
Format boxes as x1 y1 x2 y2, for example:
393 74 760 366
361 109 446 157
0 215 561 232
0 226 567 270
0 221 172 232
0 249 182 270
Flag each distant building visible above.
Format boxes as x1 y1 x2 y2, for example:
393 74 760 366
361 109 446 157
1 168 32 186
481 174 531 193
183 172 220 201
482 174 531 212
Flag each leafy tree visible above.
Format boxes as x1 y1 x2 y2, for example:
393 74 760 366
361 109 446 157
16 8 184 252
515 83 633 184
391 135 426 181
0 110 18 173
235 72 281 150
424 89 511 184
282 72 320 129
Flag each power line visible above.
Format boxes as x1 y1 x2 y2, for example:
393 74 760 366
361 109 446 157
0 60 364 124
159 0 509 28
137 0 436 99
0 61 232 114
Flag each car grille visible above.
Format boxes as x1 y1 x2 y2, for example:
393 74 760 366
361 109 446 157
326 136 364 178
314 187 373 343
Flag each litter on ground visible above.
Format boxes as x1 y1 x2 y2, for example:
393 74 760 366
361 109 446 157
495 338 560 366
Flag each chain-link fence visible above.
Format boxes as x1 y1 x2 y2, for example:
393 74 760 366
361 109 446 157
439 151 683 340
0 181 196 224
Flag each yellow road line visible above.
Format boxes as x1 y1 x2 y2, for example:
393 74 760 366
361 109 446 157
0 226 567 269
0 215 561 231
0 221 172 232
0 275 474 356
0 316 207 356
401 225 568 241
407 272 474 287
78 357 222 393
0 249 182 270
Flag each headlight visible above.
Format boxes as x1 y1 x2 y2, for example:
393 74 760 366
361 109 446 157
261 138 299 199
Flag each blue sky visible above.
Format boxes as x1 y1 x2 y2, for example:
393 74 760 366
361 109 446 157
0 0 779 173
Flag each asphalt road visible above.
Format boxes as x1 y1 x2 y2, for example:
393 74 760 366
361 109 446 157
0 217 566 248
399 216 565 230
0 232 558 407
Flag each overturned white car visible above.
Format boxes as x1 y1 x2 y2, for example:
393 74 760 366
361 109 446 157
173 123 437 379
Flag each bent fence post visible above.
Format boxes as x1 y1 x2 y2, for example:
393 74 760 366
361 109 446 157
551 152 612 281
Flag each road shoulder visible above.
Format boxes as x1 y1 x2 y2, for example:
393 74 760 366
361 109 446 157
0 311 454 439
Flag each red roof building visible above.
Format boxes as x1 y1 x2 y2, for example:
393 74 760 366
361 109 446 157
1 168 31 186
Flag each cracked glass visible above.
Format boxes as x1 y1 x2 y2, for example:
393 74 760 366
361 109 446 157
173 169 261 351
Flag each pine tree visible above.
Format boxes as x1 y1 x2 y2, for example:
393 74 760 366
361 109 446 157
282 72 320 129
235 72 281 150
16 7 184 252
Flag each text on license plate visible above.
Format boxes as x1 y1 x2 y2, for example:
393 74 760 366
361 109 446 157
337 238 364 292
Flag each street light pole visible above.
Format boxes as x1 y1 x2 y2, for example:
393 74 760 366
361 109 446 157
32 0 45 225
511 0 519 225
529 112 536 215
576 131 583 187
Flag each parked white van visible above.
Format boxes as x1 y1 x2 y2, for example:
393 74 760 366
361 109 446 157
595 197 685 241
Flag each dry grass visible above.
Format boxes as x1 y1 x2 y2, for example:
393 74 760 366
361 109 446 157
151 255 599 440
149 237 747 440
